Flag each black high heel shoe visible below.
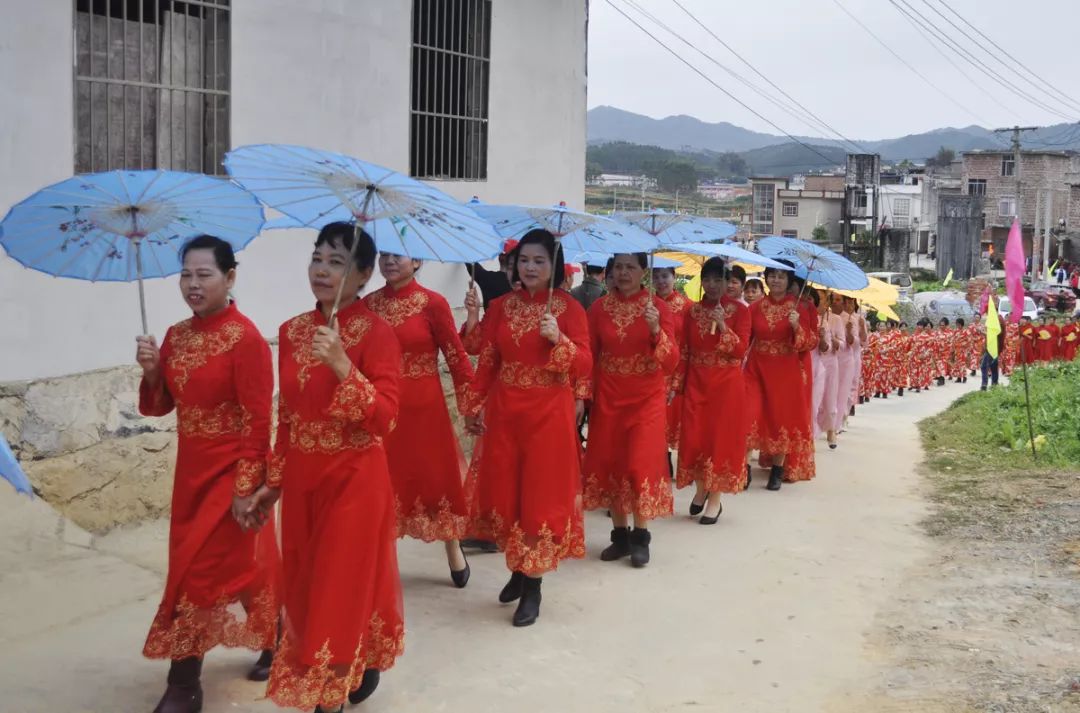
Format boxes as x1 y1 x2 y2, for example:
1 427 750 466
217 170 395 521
689 493 708 516
699 501 722 525
347 668 381 704
450 546 470 589
767 465 783 491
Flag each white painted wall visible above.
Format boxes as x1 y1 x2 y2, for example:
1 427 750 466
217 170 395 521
0 0 587 382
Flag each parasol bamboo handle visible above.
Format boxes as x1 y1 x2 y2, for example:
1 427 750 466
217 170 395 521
329 188 375 327
135 240 149 335
546 239 562 314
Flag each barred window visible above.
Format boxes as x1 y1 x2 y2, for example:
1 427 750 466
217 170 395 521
781 201 798 217
410 0 491 181
74 0 231 175
967 179 987 196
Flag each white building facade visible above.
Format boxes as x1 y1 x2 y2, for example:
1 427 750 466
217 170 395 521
0 0 588 382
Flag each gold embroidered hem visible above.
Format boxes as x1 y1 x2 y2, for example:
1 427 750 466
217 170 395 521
234 457 266 497
266 613 405 710
396 495 469 542
581 472 674 520
546 335 577 372
142 585 277 660
675 456 747 494
469 511 585 576
326 367 377 421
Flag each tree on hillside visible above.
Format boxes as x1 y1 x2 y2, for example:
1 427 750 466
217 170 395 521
926 146 956 168
586 162 603 182
645 159 698 193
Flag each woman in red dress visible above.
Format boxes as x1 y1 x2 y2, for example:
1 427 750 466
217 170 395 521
1062 315 1080 361
745 265 818 490
251 223 404 713
652 265 692 470
462 229 591 627
136 236 280 713
1019 317 1038 365
1035 315 1058 363
676 257 751 522
365 253 474 586
582 254 678 566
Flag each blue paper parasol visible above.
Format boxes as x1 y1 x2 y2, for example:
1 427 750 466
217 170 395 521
0 434 32 496
756 236 869 290
471 202 658 254
0 170 265 333
614 208 738 245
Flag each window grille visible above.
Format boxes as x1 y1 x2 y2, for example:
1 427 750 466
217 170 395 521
74 0 231 175
410 0 491 180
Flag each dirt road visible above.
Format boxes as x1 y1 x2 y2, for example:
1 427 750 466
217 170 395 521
0 383 977 713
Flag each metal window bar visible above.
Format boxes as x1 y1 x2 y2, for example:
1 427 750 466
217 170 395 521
73 0 230 175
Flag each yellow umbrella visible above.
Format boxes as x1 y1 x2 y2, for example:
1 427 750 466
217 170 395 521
656 251 766 277
811 276 900 320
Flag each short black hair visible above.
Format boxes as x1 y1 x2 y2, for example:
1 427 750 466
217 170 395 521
613 253 649 270
763 266 793 289
939 317 950 326
956 318 965 327
180 234 237 272
701 256 727 280
512 228 565 288
652 266 676 278
807 288 821 308
728 265 747 285
315 221 376 272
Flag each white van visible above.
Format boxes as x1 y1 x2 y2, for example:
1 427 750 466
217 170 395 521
867 271 914 302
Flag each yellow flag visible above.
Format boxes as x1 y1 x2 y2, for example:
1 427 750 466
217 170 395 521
685 273 704 302
942 268 954 287
986 294 1001 358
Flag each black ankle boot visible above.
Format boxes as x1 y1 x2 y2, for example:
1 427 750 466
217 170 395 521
898 387 904 396
767 465 783 491
629 528 651 567
247 649 273 682
154 657 203 713
498 571 525 603
600 527 631 561
348 668 381 704
744 464 752 490
513 577 542 627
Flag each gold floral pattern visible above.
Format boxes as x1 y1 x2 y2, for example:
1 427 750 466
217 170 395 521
325 367 377 421
469 510 586 576
582 472 674 520
574 377 592 400
396 495 469 542
167 319 245 391
401 351 439 378
503 292 566 344
689 351 742 368
675 455 747 493
497 361 571 389
759 296 794 329
691 302 739 337
599 352 661 376
665 292 690 314
547 335 577 372
234 458 265 497
266 612 405 710
286 312 372 390
287 415 381 454
142 584 277 660
365 289 429 326
754 338 795 356
176 401 244 438
601 293 647 339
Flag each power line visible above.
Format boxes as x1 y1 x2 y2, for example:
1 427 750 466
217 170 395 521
893 0 1077 122
927 0 1080 114
885 0 1019 122
830 0 993 128
603 0 847 169
667 0 868 154
618 0 857 149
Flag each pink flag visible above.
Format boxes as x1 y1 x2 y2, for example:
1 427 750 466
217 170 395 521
1004 219 1025 324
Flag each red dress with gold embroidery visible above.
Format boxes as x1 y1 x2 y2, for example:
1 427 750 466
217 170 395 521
745 294 818 478
1019 323 1037 365
1062 323 1079 361
581 290 678 519
138 303 279 661
265 300 404 711
659 290 693 448
462 289 591 576
1036 323 1060 362
365 280 474 542
676 295 751 493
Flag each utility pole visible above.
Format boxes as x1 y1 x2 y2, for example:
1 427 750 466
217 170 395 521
612 185 617 213
993 125 1039 276
640 175 646 211
1043 187 1053 278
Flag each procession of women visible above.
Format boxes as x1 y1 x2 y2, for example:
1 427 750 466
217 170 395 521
1 147 1073 713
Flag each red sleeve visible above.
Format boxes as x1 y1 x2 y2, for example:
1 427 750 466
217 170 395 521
462 298 505 417
546 297 591 379
138 328 175 417
653 298 680 375
266 323 290 490
429 293 476 415
581 299 603 402
231 329 274 497
794 302 819 352
325 320 401 437
726 303 751 359
672 304 692 393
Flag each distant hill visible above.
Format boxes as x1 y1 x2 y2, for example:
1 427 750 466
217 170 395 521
588 106 1079 162
739 143 848 176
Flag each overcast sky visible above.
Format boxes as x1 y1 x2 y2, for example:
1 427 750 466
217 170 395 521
587 0 1080 140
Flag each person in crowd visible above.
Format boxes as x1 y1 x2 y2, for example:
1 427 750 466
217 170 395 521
252 222 405 712
744 263 818 490
980 302 1006 391
653 265 693 473
466 239 518 309
1019 316 1038 366
461 229 592 627
743 276 765 305
951 318 969 384
726 264 748 305
934 318 952 385
562 263 580 292
583 254 678 564
833 294 857 433
136 235 280 713
674 257 751 521
365 252 476 587
1034 314 1058 363
817 292 842 448
570 262 607 312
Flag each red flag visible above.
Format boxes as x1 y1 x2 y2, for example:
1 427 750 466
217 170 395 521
1004 219 1025 324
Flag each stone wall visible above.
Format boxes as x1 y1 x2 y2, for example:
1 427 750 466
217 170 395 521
1 338 475 534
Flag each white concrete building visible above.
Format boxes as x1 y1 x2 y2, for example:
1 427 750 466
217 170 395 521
0 0 588 382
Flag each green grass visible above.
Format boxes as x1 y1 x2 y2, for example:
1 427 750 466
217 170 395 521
920 361 1080 474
